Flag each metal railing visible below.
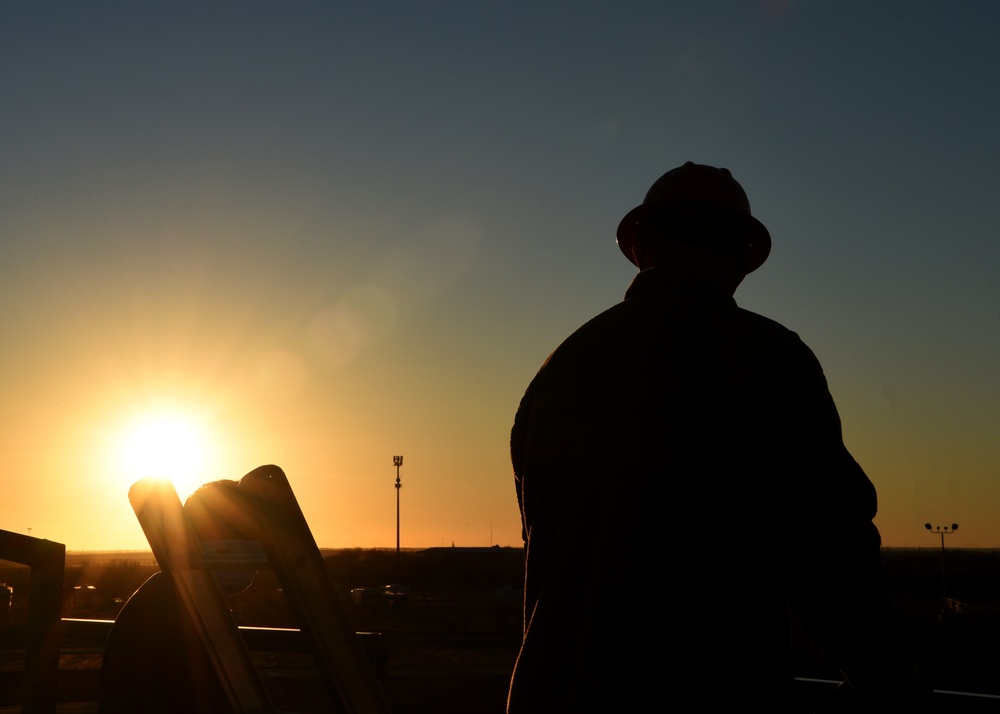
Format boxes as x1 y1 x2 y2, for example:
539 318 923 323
0 529 65 714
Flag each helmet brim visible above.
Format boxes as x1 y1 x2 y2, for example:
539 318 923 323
616 201 771 273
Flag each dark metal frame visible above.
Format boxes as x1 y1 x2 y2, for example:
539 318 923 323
0 529 65 714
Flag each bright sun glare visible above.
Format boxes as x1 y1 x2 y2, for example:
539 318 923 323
112 411 217 500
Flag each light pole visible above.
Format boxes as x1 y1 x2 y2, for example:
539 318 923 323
394 456 403 556
925 522 958 603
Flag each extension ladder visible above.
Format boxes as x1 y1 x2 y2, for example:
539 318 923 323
128 465 391 714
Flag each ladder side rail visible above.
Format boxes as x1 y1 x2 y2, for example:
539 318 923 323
240 465 391 714
128 478 273 714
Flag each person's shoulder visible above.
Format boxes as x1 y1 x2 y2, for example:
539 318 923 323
731 306 829 378
119 571 172 607
569 297 646 340
732 305 804 343
542 300 637 361
107 572 180 639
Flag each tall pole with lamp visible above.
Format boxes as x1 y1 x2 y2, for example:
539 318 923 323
924 522 958 605
394 456 403 555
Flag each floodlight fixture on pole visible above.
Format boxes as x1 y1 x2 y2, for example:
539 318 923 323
394 456 403 555
924 522 958 603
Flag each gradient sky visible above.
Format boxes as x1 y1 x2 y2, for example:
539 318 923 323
2 2 998 550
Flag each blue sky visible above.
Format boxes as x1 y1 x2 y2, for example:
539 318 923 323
1 2 998 549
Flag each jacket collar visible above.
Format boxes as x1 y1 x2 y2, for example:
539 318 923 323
624 268 737 307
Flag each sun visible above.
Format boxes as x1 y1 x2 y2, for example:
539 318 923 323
111 409 220 501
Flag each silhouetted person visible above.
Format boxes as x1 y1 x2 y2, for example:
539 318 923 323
99 478 262 714
507 163 921 712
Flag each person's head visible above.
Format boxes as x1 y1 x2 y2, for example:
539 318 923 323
616 162 770 293
184 479 262 595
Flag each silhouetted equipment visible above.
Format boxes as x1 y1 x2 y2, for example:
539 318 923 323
0 529 65 714
128 465 391 714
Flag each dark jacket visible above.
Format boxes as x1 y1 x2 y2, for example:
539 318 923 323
99 572 232 714
508 268 910 712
